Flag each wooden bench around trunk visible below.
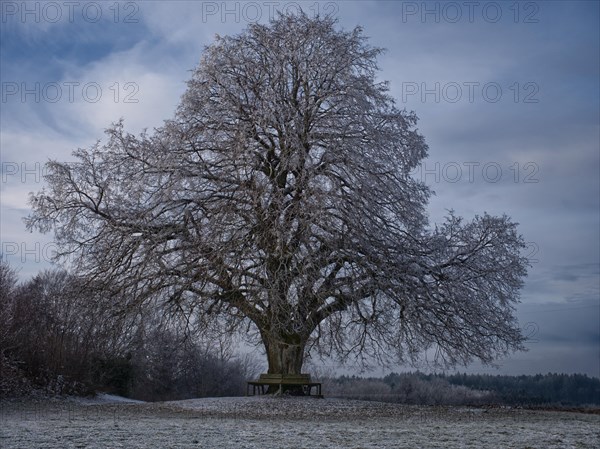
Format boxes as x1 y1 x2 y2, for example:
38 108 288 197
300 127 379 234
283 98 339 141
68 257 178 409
247 373 322 397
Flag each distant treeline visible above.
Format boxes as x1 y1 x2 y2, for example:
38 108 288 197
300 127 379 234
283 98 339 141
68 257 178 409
323 371 600 407
433 372 600 406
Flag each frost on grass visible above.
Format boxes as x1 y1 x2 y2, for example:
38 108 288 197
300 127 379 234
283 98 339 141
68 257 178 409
1 397 599 449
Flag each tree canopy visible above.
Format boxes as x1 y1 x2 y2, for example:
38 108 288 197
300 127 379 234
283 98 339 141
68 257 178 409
26 12 528 376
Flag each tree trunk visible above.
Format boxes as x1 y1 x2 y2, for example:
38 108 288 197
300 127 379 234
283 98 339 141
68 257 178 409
262 334 307 394
262 333 306 375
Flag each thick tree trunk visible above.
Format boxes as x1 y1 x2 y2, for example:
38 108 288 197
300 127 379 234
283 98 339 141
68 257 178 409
262 334 307 394
262 332 306 375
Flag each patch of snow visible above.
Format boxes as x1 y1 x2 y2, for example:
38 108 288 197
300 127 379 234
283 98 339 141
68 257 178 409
68 393 145 405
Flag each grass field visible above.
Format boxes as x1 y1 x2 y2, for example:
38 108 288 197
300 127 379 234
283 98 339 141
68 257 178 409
1 396 599 448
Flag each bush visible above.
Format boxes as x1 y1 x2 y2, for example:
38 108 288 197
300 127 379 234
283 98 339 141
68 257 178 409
0 263 257 401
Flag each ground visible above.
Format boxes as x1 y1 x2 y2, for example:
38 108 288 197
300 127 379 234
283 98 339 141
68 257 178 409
1 395 598 448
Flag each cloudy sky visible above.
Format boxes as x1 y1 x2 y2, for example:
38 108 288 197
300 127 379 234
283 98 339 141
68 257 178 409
1 1 598 378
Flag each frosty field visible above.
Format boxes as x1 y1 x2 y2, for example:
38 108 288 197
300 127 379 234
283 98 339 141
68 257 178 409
1 396 598 449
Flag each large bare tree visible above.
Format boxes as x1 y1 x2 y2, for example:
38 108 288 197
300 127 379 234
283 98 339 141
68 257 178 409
26 13 528 376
